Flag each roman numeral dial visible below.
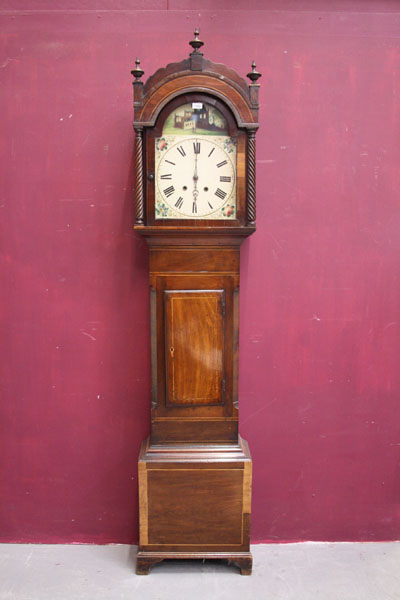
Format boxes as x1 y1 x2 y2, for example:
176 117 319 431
155 136 236 219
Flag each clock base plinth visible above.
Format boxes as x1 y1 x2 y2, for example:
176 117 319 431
136 550 253 575
137 436 252 575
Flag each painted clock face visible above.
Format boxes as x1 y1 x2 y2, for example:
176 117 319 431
155 102 237 220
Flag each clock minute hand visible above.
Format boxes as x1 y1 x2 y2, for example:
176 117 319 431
192 142 199 213
192 142 199 197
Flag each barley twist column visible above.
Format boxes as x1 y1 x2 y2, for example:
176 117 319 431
246 130 256 226
134 126 144 225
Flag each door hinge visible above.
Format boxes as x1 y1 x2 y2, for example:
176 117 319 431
222 378 226 394
221 294 226 318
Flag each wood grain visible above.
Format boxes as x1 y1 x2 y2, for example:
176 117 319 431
165 291 225 406
147 469 243 545
138 461 148 546
150 247 239 273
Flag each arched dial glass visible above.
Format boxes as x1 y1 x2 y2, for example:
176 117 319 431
154 102 237 220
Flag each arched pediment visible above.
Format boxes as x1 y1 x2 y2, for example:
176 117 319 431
132 37 260 130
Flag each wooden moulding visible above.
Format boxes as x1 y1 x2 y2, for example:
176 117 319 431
134 226 256 247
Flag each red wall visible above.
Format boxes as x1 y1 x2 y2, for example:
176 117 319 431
1 1 400 544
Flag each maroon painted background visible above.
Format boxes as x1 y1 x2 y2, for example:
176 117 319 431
1 1 400 544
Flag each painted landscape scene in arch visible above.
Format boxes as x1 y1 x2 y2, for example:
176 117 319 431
162 102 229 136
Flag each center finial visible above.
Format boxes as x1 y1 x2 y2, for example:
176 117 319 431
189 28 204 54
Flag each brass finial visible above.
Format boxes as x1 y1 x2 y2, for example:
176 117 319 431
131 57 144 81
189 28 204 54
247 61 261 84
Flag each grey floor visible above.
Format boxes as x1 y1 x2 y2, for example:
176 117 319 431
0 542 399 600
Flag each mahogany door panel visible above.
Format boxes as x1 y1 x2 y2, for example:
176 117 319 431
152 274 235 419
165 290 225 407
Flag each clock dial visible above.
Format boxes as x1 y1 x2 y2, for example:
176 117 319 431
155 135 236 219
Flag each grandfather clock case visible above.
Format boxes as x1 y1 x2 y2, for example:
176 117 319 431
132 31 261 575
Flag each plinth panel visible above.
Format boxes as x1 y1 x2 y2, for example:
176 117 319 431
148 468 243 545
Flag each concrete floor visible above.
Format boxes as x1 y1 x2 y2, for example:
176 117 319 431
0 542 399 600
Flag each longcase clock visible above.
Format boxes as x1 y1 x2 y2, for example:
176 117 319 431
131 30 261 575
